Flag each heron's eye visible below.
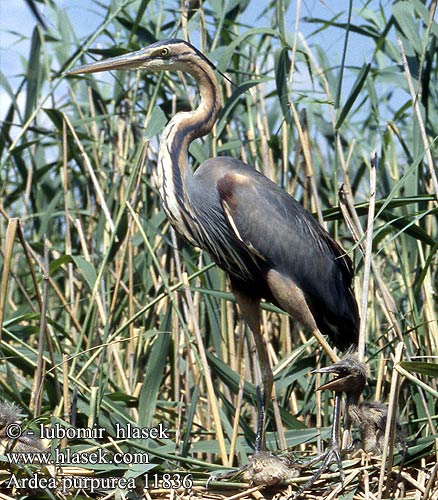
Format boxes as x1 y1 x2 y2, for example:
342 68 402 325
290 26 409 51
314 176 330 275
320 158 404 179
160 48 169 57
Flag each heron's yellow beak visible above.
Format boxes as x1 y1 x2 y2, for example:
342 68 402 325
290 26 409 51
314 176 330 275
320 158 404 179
65 47 155 76
65 39 216 78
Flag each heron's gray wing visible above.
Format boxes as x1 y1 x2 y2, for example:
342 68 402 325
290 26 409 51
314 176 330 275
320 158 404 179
216 167 352 285
216 164 358 348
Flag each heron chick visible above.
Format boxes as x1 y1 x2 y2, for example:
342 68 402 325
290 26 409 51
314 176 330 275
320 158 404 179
315 355 403 454
0 401 45 453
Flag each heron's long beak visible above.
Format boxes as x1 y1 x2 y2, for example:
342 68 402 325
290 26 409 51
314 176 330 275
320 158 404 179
312 364 349 392
65 47 153 76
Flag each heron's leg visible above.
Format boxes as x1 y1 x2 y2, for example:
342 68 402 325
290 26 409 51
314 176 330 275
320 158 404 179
254 385 266 452
290 392 344 499
231 286 272 452
250 317 273 452
266 271 339 364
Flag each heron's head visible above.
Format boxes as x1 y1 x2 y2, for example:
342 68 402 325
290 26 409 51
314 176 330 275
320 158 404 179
66 39 215 76
313 355 368 394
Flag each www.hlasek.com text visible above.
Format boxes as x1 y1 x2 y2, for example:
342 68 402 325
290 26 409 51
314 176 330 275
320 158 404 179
6 446 150 466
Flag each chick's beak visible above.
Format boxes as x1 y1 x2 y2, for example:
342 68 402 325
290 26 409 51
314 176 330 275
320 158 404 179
312 365 350 392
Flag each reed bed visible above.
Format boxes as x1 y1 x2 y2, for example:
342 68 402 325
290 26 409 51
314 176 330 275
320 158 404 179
0 1 437 499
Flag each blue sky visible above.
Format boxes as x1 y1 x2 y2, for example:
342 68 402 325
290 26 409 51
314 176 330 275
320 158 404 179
0 0 382 118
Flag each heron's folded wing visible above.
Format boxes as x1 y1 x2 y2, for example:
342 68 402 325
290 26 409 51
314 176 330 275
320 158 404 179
216 169 353 288
216 167 358 348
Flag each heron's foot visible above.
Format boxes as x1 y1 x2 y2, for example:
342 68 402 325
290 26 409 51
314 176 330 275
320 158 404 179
289 440 344 499
351 447 376 465
243 450 299 486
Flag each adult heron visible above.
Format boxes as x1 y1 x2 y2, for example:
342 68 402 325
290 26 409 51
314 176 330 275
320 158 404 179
67 38 359 472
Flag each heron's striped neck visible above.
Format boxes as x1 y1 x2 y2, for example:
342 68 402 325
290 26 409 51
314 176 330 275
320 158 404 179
156 62 221 243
